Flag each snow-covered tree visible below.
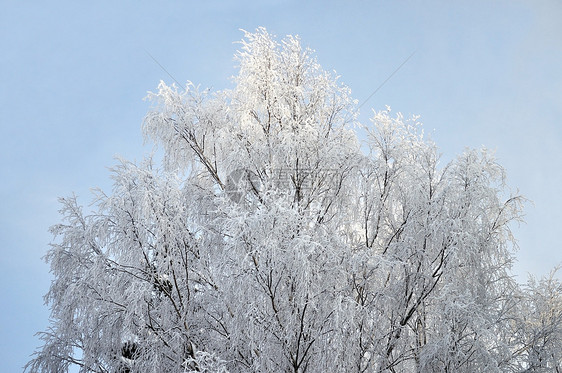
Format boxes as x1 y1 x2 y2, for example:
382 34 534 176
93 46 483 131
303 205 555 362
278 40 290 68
510 269 562 372
27 28 561 373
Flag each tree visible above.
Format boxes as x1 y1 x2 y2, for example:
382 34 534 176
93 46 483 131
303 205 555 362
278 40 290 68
27 28 561 373
510 268 562 372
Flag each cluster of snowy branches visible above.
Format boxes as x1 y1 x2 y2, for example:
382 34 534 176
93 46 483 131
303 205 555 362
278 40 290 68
27 28 562 372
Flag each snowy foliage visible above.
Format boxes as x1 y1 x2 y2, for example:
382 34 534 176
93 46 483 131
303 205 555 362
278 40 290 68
27 28 561 372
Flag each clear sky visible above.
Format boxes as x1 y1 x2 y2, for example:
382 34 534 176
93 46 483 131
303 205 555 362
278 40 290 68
1 1 561 371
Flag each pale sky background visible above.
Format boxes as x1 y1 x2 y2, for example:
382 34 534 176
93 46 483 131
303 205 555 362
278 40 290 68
1 1 561 371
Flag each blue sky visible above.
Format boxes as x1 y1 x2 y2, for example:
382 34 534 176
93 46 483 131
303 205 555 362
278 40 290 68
1 1 561 371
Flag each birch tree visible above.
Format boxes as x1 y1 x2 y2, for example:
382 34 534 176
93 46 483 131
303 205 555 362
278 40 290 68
27 28 561 373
